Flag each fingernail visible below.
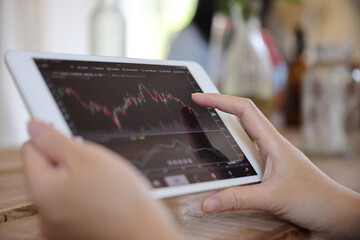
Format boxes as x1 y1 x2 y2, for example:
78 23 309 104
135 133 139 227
204 198 220 213
28 120 48 138
74 136 84 144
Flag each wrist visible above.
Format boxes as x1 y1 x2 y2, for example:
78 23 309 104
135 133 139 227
322 185 360 240
335 190 360 240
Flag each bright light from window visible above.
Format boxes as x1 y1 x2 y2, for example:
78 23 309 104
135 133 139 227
122 0 197 59
163 0 197 32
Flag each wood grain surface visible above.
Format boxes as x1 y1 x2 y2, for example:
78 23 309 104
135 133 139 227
0 150 33 223
168 193 311 240
0 128 359 239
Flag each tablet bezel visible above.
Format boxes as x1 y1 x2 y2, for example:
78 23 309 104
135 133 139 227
6 50 264 198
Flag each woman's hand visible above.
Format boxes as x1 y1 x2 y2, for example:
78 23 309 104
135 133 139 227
22 120 184 240
192 93 360 240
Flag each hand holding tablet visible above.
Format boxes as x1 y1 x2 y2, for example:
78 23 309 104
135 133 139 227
22 94 360 240
23 119 185 240
6 50 263 198
8 50 360 240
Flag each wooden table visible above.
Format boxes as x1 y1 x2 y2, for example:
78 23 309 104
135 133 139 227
0 129 359 240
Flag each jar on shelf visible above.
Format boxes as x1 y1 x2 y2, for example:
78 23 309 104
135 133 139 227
302 44 360 156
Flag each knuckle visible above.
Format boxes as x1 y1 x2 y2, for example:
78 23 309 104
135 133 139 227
235 98 257 118
224 189 243 211
243 98 257 110
213 96 221 109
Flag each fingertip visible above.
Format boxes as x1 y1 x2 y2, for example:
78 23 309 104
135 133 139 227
27 119 76 165
201 189 222 213
191 92 203 100
28 119 49 139
191 92 215 107
202 197 221 213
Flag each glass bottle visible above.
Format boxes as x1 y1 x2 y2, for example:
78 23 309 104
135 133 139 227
221 4 273 117
285 28 306 126
91 0 126 57
302 44 360 156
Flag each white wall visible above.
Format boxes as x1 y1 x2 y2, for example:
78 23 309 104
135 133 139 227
0 0 98 149
0 0 196 149
0 0 41 149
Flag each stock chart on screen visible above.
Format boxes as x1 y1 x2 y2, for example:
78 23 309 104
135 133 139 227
34 59 257 188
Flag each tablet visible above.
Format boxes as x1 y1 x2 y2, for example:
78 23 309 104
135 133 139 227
6 50 263 198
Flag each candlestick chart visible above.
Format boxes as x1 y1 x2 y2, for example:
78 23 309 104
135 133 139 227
57 82 200 133
35 59 258 188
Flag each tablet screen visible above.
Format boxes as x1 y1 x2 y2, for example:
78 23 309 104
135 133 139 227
34 59 257 188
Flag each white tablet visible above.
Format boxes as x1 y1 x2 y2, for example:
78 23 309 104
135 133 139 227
6 50 263 198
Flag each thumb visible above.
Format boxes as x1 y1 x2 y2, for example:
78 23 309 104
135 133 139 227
202 185 270 213
28 119 79 166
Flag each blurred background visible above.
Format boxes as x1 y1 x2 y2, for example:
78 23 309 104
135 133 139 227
0 0 360 156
